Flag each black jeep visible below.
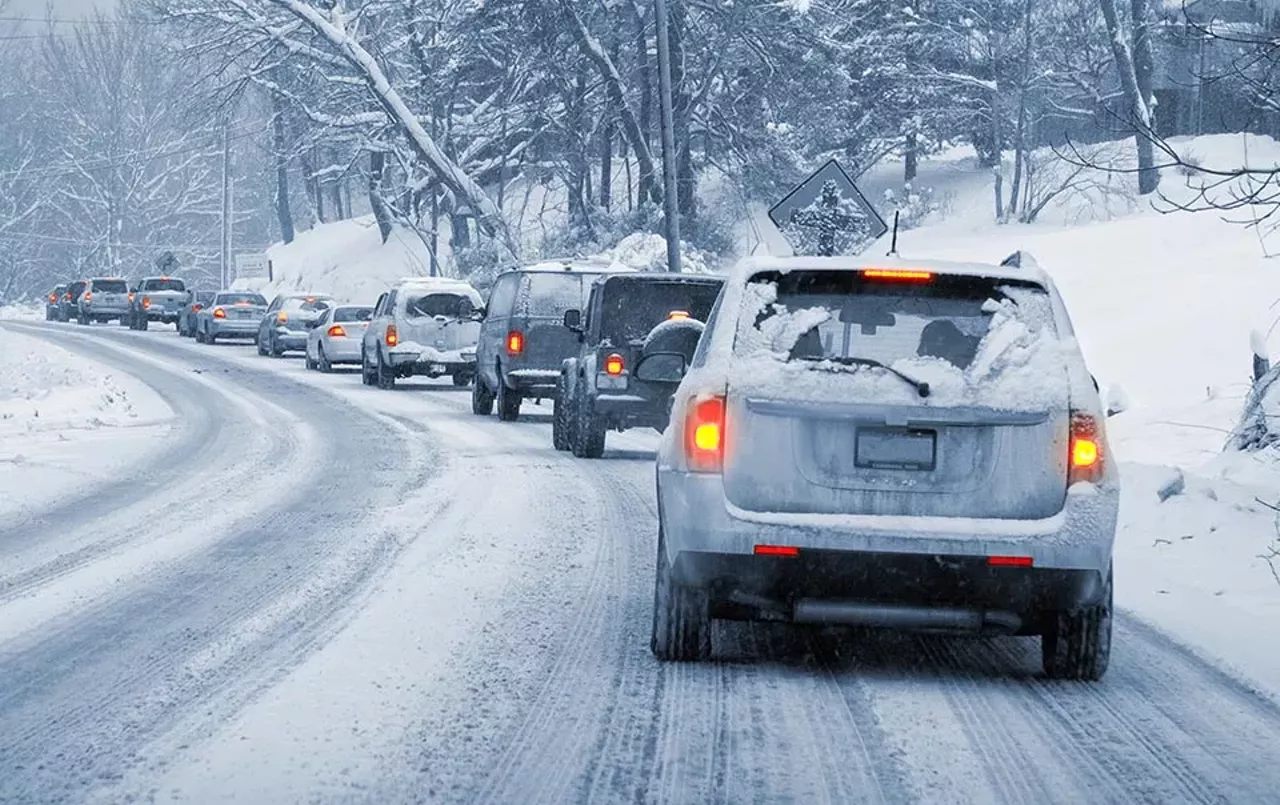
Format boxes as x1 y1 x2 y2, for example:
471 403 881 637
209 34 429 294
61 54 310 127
556 272 724 458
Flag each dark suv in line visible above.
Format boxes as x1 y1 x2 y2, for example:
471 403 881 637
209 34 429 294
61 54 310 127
557 272 724 457
472 259 628 421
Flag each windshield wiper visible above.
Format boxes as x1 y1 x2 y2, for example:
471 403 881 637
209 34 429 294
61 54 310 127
800 356 931 398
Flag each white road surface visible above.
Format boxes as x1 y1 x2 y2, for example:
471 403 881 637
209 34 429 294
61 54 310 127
1 321 1279 804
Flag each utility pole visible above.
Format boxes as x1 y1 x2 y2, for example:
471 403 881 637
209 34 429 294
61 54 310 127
653 0 681 272
220 117 232 288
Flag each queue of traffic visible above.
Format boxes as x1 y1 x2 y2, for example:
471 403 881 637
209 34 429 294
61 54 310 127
40 251 1121 680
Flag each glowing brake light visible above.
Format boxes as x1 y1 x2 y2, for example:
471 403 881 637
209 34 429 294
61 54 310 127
988 555 1034 567
141 296 151 309
212 307 227 319
861 269 934 282
63 293 71 300
604 353 625 376
327 325 347 338
1068 413 1102 484
668 310 690 320
506 331 524 355
385 323 398 347
48 293 56 303
83 291 93 301
128 292 135 303
277 311 289 324
684 395 726 473
754 544 799 557
192 304 203 312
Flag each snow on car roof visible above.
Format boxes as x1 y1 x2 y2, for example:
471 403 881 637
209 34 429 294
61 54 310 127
728 254 1053 288
518 258 635 274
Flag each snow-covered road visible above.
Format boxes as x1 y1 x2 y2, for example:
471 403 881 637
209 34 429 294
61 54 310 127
2 321 1279 804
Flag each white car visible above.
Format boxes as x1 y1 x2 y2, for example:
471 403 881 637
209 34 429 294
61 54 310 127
362 277 483 389
650 255 1119 680
306 304 374 372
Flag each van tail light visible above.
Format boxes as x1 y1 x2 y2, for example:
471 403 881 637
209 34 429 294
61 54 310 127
684 394 726 473
604 353 625 376
142 296 151 309
327 325 346 337
507 330 524 355
385 323 398 347
1068 412 1102 484
213 307 227 319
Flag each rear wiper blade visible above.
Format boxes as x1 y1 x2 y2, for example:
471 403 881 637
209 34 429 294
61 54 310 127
801 356 931 398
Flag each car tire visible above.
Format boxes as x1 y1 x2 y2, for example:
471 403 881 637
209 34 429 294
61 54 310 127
570 387 606 458
375 350 396 390
552 375 571 451
650 522 711 661
207 331 218 345
120 315 131 327
77 311 88 325
257 333 269 356
138 315 148 331
269 334 285 358
318 345 332 374
471 376 495 415
496 379 521 422
360 349 376 386
451 371 470 387
195 327 206 344
305 349 317 370
1041 567 1113 681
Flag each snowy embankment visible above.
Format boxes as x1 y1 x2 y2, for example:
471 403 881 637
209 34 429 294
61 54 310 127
872 133 1280 696
0 324 173 520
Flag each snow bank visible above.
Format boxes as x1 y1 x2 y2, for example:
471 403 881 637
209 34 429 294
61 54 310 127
599 231 716 274
251 216 436 306
0 302 43 321
0 324 173 521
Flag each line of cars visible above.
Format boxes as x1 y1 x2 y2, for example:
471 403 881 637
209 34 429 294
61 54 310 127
41 252 1120 679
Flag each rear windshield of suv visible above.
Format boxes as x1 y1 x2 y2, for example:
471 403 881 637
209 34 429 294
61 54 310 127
142 278 186 292
597 279 722 344
334 306 374 323
195 291 216 305
91 279 128 293
215 293 266 306
405 292 477 319
737 270 1056 371
282 296 332 312
520 273 592 317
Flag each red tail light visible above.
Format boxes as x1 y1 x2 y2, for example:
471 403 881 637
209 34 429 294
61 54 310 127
862 269 934 282
128 292 135 303
684 395 726 473
141 296 151 309
63 293 71 300
668 310 690 320
604 353 625 376
507 330 524 355
212 307 227 319
988 555 1034 567
192 304 203 312
327 325 346 337
1068 412 1102 484
385 323 398 347
754 545 799 557
48 293 56 303
83 291 93 301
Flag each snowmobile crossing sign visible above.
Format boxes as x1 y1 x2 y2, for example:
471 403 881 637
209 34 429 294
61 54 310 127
769 159 888 257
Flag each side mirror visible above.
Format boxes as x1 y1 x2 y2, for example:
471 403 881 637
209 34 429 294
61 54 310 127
563 309 582 331
633 351 688 383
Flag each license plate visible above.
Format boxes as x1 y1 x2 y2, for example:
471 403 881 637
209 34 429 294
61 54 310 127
855 427 936 471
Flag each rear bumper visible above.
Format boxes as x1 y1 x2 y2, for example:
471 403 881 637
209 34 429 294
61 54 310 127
675 549 1107 625
506 369 560 394
210 320 259 336
319 340 361 362
389 345 476 372
658 470 1118 576
142 308 182 321
83 304 129 316
591 392 669 428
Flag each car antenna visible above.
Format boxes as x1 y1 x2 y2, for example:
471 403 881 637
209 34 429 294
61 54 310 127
886 210 901 257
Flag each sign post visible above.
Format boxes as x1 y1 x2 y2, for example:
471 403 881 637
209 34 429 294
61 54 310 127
234 253 271 284
769 159 888 257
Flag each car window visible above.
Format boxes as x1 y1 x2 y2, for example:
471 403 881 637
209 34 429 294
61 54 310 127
334 307 374 323
92 279 128 293
736 270 1056 371
214 293 266 306
196 292 216 305
404 292 476 319
486 274 519 317
518 273 589 318
689 289 725 369
141 278 186 292
597 279 722 344
282 296 332 312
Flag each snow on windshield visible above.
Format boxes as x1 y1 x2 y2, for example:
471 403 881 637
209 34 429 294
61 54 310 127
730 272 1069 411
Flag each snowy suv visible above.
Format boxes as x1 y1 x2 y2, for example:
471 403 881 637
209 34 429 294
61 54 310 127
650 256 1119 680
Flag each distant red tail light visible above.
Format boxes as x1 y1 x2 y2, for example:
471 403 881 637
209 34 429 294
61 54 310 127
192 304 203 312
684 395 726 473
507 330 524 355
328 325 347 338
48 293 56 303
212 307 227 319
1068 412 1102 484
604 353 625 376
385 323 398 347
128 292 135 303
83 291 93 302
63 293 71 301
141 296 151 309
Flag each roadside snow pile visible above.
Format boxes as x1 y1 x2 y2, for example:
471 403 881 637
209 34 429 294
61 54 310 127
0 326 168 435
251 216 436 305
0 302 43 321
601 232 716 274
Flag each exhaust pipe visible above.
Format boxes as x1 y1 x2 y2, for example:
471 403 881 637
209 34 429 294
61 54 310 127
792 600 1021 633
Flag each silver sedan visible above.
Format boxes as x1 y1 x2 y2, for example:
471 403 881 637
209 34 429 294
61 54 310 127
306 304 374 372
195 291 269 344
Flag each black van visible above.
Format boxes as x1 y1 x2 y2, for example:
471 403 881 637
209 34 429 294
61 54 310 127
473 259 630 421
